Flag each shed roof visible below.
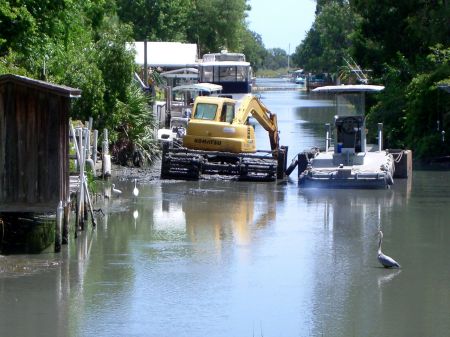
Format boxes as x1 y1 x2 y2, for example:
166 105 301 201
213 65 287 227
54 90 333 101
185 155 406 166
0 74 81 98
128 42 198 67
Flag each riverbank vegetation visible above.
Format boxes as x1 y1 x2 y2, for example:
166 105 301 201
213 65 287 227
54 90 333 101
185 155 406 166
292 0 450 160
1 0 449 162
0 0 260 165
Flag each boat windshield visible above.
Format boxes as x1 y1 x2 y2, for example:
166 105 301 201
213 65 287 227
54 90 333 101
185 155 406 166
194 103 217 120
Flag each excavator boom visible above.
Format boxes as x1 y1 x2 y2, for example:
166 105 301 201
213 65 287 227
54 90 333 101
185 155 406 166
234 95 279 154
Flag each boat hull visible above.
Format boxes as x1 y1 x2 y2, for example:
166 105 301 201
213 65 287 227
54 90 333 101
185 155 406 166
299 172 393 189
298 150 395 189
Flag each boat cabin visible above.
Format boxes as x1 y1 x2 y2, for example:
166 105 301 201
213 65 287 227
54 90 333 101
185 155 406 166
313 85 384 165
198 51 252 94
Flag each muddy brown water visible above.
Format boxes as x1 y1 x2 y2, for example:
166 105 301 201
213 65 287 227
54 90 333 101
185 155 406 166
1 78 450 337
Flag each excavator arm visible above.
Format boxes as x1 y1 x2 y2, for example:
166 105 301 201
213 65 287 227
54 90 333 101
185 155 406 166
233 95 280 155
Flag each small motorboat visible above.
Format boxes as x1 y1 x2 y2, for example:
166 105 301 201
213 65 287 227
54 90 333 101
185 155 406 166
296 85 396 189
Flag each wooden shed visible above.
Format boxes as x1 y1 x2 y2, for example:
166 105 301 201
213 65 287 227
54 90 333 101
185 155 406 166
0 74 81 213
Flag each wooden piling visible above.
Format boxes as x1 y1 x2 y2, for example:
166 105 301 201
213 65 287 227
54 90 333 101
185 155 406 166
84 128 89 161
93 129 99 165
62 199 70 244
55 201 63 252
102 129 111 178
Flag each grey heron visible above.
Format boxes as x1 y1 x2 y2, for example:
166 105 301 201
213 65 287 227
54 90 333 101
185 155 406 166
377 230 401 268
133 179 139 197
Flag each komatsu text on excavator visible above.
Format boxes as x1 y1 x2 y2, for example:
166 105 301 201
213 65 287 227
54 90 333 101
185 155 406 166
160 95 287 180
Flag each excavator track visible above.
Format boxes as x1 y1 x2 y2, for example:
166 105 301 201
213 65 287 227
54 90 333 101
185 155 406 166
161 144 286 181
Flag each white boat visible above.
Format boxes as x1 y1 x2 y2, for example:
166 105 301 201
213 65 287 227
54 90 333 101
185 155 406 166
296 84 395 189
294 76 305 85
157 83 223 143
198 50 253 95
171 82 223 118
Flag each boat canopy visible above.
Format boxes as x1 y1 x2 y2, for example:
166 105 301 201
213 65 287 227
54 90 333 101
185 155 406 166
200 61 251 67
312 84 385 93
172 83 223 93
161 68 198 79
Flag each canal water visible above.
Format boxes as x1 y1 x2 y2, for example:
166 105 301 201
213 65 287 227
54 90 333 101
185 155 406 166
1 78 450 337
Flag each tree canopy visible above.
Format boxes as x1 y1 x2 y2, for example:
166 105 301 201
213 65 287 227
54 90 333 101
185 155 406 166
291 0 450 160
1 0 449 161
0 0 260 164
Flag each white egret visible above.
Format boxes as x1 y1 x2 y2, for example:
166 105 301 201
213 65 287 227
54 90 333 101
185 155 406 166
112 184 122 195
133 179 139 197
377 230 401 268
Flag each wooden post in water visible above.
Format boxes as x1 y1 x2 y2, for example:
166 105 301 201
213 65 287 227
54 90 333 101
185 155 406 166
165 86 172 128
77 127 85 231
85 127 91 164
93 129 98 165
378 123 383 152
83 128 89 222
102 129 111 178
75 128 81 232
83 177 97 227
144 39 148 86
62 197 70 244
55 201 63 252
325 123 331 152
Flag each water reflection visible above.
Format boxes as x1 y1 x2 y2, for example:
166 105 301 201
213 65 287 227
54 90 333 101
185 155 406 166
154 182 278 251
297 183 418 337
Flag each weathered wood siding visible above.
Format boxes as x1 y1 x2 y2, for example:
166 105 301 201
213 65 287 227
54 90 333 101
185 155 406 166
0 76 78 212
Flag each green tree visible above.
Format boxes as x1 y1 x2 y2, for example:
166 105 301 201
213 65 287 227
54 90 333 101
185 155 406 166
95 17 135 126
0 2 35 56
240 29 267 72
112 85 159 166
116 0 192 41
403 46 450 159
351 1 450 158
264 48 288 70
187 0 250 54
0 0 158 165
351 0 450 76
292 1 357 73
291 25 322 70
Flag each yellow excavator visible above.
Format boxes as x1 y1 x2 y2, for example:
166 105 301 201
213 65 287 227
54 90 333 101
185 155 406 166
160 95 287 180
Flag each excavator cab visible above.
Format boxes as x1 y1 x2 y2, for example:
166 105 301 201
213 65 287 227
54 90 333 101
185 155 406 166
183 96 257 153
192 97 235 123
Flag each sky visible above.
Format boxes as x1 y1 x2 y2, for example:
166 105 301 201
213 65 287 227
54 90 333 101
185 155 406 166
246 0 316 53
